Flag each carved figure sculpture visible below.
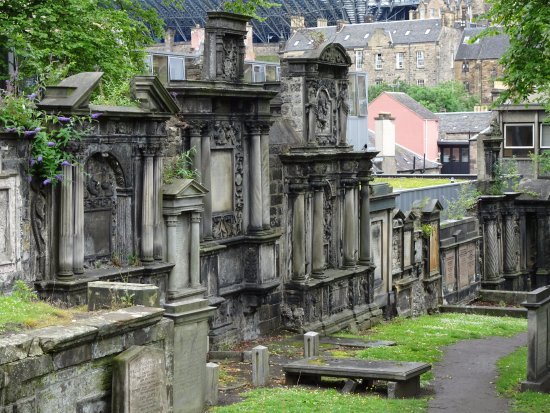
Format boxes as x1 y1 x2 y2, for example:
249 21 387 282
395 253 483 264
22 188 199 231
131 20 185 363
337 83 349 143
305 86 317 143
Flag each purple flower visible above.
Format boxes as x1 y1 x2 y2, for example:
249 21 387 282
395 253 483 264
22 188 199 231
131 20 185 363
55 174 63 182
5 127 17 133
57 116 71 123
60 160 71 166
90 113 102 119
37 155 43 162
42 178 51 186
27 93 37 101
30 158 36 166
47 141 55 147
27 175 33 183
34 127 41 132
24 130 37 137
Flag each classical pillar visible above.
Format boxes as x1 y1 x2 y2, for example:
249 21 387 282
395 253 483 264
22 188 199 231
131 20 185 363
165 215 180 293
153 155 164 260
141 151 155 263
483 217 500 282
190 212 202 288
201 131 213 240
342 179 357 269
260 125 271 230
58 164 74 279
73 166 84 274
291 183 306 281
189 126 203 183
311 182 326 278
503 211 519 275
249 125 263 233
358 178 372 266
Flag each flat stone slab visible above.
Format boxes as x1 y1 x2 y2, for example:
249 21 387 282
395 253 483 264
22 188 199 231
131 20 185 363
320 337 396 348
283 357 430 382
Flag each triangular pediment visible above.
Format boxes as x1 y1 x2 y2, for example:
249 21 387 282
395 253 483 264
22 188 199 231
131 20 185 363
131 76 179 114
162 178 208 199
37 72 103 111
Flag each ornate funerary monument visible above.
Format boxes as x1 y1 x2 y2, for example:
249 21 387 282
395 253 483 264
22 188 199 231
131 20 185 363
272 39 382 332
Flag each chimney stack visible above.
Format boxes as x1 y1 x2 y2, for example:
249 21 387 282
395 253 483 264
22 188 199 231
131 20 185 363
375 112 397 173
245 22 256 61
191 24 205 53
336 19 346 32
317 18 328 28
164 28 176 52
290 16 305 33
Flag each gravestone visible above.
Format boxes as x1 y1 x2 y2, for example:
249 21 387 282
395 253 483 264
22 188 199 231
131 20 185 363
112 345 168 413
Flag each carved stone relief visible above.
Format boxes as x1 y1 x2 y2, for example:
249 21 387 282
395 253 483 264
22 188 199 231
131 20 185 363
222 37 239 81
30 183 47 279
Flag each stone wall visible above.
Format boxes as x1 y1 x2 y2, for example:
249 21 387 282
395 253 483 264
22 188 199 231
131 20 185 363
0 307 174 413
454 58 502 104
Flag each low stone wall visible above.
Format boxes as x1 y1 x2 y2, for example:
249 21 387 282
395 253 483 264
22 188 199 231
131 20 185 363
0 307 173 413
439 217 481 304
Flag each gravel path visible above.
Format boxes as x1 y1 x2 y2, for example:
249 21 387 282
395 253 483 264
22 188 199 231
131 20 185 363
428 332 527 413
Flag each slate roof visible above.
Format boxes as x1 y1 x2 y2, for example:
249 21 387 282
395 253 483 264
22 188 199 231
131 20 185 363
383 92 439 120
455 28 509 61
436 111 494 139
284 19 445 52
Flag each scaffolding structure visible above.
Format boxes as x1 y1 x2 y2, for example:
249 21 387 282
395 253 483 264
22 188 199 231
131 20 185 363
140 0 420 43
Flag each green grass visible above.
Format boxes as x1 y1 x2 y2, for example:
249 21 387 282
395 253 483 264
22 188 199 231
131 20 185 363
373 177 465 190
0 282 80 333
210 388 427 413
340 314 527 381
496 347 550 413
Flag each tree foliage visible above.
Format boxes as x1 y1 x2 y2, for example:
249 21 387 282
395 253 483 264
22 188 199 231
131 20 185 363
478 0 550 110
0 0 178 97
368 81 479 113
223 0 280 21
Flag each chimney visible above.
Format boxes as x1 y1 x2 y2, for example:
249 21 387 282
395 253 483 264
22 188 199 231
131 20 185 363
317 18 328 28
290 16 305 33
245 22 256 61
375 112 397 173
409 10 416 20
336 19 346 32
164 28 176 52
191 24 205 53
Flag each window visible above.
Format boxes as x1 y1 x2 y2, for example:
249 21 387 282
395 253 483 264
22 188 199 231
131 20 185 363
252 65 266 82
357 74 368 116
355 50 364 70
395 52 404 69
504 124 534 156
375 78 383 85
541 124 550 148
416 51 425 68
168 56 185 81
375 53 382 70
463 81 470 92
144 55 153 75
461 147 469 162
462 61 469 73
417 79 425 87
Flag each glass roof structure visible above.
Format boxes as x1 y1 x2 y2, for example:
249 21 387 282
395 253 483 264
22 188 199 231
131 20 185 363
141 0 420 43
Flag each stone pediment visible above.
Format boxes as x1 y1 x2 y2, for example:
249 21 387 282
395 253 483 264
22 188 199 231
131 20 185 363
413 198 443 214
37 72 103 111
283 42 351 67
131 76 179 114
163 179 208 199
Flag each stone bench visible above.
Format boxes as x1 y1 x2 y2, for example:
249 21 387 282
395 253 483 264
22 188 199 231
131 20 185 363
282 357 430 398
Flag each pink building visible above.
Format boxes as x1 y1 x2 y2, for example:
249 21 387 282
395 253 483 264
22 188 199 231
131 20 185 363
368 92 440 163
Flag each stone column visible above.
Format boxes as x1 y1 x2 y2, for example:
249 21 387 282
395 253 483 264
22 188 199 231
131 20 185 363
342 179 357 269
73 166 84 274
483 217 500 282
58 163 74 279
153 155 164 260
165 215 180 293
260 125 271 230
190 126 202 183
290 183 306 281
249 125 263 233
311 181 326 278
358 178 372 266
201 131 213 240
536 212 550 276
190 212 201 288
503 211 519 276
141 150 155 263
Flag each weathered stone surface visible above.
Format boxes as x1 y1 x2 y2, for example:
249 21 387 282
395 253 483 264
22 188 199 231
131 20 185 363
112 345 168 413
304 331 320 358
205 362 219 406
87 281 161 310
29 325 98 353
251 345 269 387
0 334 34 365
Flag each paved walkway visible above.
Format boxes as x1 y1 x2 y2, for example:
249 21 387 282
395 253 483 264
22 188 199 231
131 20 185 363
428 332 527 413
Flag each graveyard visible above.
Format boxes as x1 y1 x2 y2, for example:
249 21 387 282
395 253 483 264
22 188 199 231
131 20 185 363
1 5 550 413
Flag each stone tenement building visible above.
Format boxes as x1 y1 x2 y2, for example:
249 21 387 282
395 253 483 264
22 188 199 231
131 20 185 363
454 27 509 105
409 0 489 25
286 18 461 88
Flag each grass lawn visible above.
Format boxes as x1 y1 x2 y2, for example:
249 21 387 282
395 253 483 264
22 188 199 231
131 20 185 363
212 314 527 412
373 177 465 190
497 347 550 413
0 281 81 333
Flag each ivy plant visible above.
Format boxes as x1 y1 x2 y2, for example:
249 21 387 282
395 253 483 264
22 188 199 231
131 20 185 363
0 90 99 185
